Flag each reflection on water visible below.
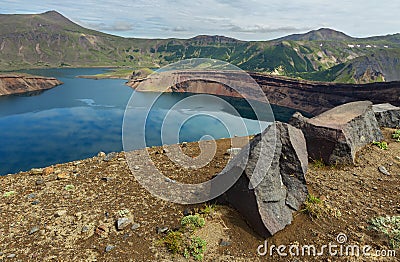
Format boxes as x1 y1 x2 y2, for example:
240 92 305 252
0 68 302 175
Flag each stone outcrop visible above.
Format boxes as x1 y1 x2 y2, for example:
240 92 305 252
289 101 383 165
373 103 400 128
128 70 400 116
0 74 62 96
217 122 308 237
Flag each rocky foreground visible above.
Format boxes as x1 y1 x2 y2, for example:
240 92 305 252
0 129 399 261
0 74 62 96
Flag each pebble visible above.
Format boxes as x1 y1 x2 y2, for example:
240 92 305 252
43 167 54 175
163 148 170 153
134 166 140 170
7 254 16 258
183 208 191 216
117 158 125 161
31 200 40 205
157 226 169 234
82 226 90 233
373 186 378 190
165 177 176 183
104 152 117 162
181 142 188 147
96 223 109 237
105 245 114 252
35 179 45 185
57 173 70 180
54 210 67 217
226 148 242 156
27 193 36 199
29 226 40 235
378 166 390 176
131 223 140 230
219 239 232 246
117 218 132 230
97 152 106 157
101 177 113 182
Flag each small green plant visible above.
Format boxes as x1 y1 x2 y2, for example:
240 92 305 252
392 130 400 142
3 191 16 197
181 215 205 229
160 213 208 260
200 204 216 216
369 216 400 249
373 141 388 150
184 237 207 261
163 231 184 254
117 209 130 217
302 194 341 219
312 159 325 169
64 184 75 191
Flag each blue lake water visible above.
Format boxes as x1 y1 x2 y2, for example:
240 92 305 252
0 68 299 175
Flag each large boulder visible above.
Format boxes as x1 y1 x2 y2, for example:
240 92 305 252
373 103 400 128
217 122 308 237
289 101 383 165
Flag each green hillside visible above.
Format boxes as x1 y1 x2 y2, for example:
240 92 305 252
1 11 400 83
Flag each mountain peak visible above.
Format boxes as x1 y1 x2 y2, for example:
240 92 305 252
276 28 352 41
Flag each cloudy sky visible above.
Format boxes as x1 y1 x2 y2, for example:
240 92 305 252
1 0 400 40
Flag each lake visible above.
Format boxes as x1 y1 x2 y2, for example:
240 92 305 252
0 68 300 175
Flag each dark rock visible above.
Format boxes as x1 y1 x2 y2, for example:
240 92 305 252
373 103 400 128
116 217 132 230
217 122 308 237
378 166 391 176
183 208 191 216
290 101 383 165
31 200 40 205
29 226 40 235
156 226 169 234
105 245 114 252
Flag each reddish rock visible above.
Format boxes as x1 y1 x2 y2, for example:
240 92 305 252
128 70 400 116
0 74 62 96
43 167 54 176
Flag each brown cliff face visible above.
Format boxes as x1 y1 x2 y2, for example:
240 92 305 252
0 74 63 96
127 71 400 115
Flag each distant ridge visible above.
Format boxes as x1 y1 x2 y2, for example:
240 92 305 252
0 11 400 83
275 28 353 41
